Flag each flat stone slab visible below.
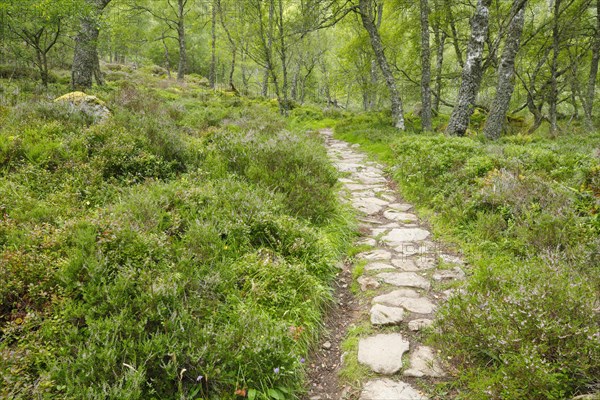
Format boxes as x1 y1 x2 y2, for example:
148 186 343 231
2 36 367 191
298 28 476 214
382 228 430 245
352 197 389 215
360 379 428 400
346 183 385 192
415 257 437 270
404 346 446 378
358 249 392 261
376 272 431 290
440 253 465 265
433 266 466 281
358 334 409 374
383 209 419 222
373 291 436 314
390 258 420 271
365 262 397 272
388 203 414 212
408 319 434 331
370 304 405 325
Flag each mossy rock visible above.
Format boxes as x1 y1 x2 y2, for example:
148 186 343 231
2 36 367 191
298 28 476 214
54 91 111 122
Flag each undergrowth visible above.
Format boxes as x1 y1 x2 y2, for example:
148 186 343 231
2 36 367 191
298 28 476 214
335 112 600 399
0 73 355 399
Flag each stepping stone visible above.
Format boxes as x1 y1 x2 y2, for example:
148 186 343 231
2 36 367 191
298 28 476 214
383 209 419 222
336 162 363 172
440 253 465 265
370 304 405 325
360 379 428 400
379 193 397 202
415 257 437 270
381 228 430 246
365 262 396 272
376 272 431 290
339 178 356 184
394 243 424 256
358 276 380 291
432 266 466 281
391 258 420 271
404 346 446 378
408 319 434 331
358 249 392 261
357 176 387 185
388 203 414 212
352 197 388 215
373 291 436 314
358 334 409 374
346 183 385 192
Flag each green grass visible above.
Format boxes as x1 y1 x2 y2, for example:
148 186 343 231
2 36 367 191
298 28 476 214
0 73 356 399
334 112 600 399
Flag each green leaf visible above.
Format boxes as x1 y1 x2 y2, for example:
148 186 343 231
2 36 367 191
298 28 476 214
268 388 285 399
248 389 257 400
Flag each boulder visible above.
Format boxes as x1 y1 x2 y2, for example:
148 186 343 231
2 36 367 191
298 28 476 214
55 91 111 122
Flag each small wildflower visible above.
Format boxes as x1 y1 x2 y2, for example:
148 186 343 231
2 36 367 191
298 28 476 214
300 357 305 364
234 388 247 396
196 375 204 383
273 367 280 374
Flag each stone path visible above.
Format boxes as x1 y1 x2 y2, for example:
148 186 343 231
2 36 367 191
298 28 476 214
321 129 466 399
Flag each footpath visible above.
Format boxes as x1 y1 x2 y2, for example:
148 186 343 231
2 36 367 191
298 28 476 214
310 129 466 399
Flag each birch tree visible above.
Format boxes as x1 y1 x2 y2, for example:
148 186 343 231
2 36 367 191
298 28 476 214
446 0 492 136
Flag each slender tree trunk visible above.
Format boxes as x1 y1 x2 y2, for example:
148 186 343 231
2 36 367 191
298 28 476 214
161 32 172 79
72 0 110 90
549 0 561 136
445 0 464 68
261 0 275 97
209 0 217 88
176 0 186 82
432 0 445 114
483 0 527 140
358 0 405 130
420 0 433 131
368 60 377 110
277 0 289 111
433 30 446 113
446 0 492 136
584 0 600 129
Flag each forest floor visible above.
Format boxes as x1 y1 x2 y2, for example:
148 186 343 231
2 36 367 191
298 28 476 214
303 129 461 400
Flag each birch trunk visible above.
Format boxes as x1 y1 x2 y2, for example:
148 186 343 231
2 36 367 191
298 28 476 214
446 0 492 136
358 0 405 130
584 0 600 129
420 0 433 131
483 0 527 140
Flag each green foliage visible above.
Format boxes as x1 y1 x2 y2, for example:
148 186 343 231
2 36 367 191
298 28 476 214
335 119 600 398
0 79 352 399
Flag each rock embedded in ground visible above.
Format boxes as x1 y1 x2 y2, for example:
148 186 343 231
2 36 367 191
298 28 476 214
408 319 434 331
370 304 405 325
388 203 414 212
358 334 409 374
404 346 446 378
391 258 421 271
364 262 397 272
381 228 431 245
432 266 466 281
358 249 392 261
55 91 111 122
376 272 431 290
373 291 436 314
383 209 419 222
360 379 428 400
357 276 380 291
